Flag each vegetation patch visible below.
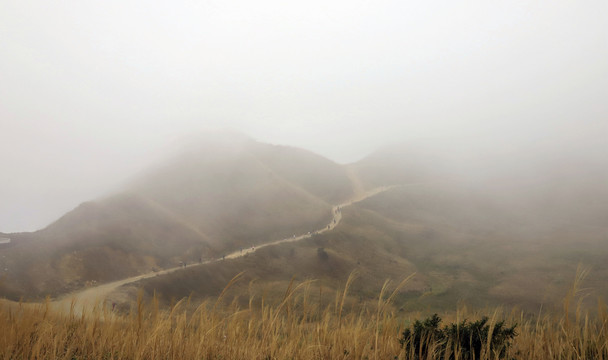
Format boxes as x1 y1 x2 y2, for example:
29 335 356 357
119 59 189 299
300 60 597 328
400 314 516 360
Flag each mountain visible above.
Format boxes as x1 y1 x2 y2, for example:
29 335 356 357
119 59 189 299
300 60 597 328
349 142 451 189
344 140 608 310
0 132 354 299
2 133 607 314
129 132 353 249
117 138 608 314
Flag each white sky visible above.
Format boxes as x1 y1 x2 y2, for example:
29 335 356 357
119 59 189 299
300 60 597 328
1 0 607 232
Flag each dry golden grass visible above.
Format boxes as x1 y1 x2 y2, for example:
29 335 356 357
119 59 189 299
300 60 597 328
2 270 608 359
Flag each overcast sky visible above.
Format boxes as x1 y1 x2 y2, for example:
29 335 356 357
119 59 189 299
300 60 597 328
1 0 607 232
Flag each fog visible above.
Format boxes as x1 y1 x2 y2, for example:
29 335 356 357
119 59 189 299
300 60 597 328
1 0 606 232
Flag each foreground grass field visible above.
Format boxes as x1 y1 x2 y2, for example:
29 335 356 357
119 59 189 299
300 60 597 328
2 270 608 359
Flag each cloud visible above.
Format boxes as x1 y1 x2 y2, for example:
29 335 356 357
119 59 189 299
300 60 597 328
0 0 606 231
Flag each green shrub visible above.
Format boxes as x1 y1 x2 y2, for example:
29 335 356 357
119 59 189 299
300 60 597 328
399 314 516 359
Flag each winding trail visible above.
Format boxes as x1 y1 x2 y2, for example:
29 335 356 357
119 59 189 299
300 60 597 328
36 185 395 314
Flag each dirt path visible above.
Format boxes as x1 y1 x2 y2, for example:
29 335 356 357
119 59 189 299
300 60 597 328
36 185 394 314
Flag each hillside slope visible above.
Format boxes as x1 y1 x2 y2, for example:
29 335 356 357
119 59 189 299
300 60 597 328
118 140 608 314
130 133 353 249
0 133 354 300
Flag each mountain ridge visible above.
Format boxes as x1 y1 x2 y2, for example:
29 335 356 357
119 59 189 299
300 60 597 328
0 134 354 299
1 133 607 314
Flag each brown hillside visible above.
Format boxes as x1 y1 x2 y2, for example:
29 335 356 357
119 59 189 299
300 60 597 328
118 141 608 314
119 179 608 314
130 135 352 249
0 133 354 300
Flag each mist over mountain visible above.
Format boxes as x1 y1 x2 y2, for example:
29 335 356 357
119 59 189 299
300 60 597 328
0 132 353 299
115 135 608 312
1 131 607 313
2 1 607 356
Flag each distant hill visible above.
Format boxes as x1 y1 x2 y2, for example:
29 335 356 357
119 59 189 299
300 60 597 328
349 143 449 189
3 133 608 314
0 132 354 300
129 132 353 249
117 138 608 314
346 140 608 311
